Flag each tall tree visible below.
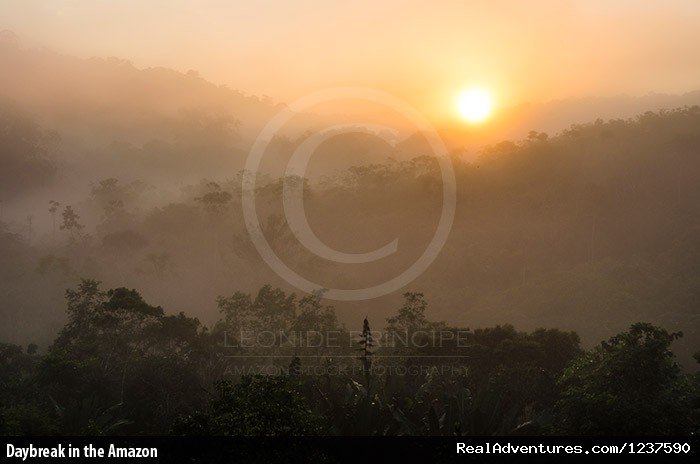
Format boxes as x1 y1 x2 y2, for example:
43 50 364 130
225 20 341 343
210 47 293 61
358 317 373 389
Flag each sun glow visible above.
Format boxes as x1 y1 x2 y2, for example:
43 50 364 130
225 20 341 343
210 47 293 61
456 88 493 123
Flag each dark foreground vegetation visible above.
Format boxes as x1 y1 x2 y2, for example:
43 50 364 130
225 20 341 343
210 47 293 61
1 280 698 436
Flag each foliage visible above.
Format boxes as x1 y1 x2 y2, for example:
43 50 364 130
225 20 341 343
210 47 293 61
0 101 57 199
0 281 697 436
174 375 325 435
37 280 214 434
555 323 695 435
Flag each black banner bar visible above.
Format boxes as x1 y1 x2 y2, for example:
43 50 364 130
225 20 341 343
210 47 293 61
1 436 698 463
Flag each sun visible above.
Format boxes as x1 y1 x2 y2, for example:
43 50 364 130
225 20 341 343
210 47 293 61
456 88 493 123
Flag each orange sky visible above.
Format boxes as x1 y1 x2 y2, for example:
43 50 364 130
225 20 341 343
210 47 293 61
2 0 700 122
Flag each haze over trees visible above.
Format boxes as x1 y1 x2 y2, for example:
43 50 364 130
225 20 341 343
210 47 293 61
1 100 699 368
0 35 699 437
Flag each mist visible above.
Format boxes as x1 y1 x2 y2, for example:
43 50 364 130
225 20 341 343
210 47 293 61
0 3 699 442
1 33 699 366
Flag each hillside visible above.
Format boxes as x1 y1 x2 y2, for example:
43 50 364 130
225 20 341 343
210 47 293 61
0 104 699 367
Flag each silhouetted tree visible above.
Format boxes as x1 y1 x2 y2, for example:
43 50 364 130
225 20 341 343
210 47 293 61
555 323 694 435
358 317 373 389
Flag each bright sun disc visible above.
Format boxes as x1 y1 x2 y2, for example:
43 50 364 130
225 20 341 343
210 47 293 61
457 88 493 123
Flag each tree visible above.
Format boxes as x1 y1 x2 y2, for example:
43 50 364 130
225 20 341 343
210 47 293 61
174 375 324 435
40 280 213 434
386 292 429 332
60 205 85 244
195 182 233 213
358 317 373 388
0 102 57 199
0 343 56 435
215 285 297 342
555 323 694 435
48 200 60 244
60 205 83 232
144 252 172 278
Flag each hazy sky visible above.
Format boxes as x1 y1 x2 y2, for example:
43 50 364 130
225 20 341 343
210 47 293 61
2 0 700 119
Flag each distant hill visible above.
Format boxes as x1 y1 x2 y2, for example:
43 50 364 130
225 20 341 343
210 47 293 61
504 90 700 137
2 31 700 182
0 31 280 144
